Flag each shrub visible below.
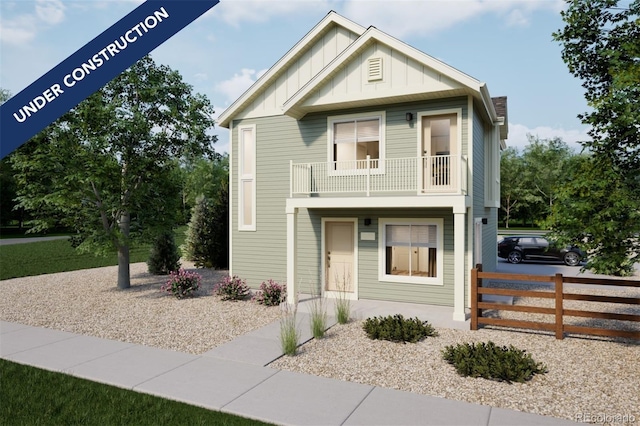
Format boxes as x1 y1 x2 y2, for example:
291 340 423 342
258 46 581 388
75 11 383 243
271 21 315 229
441 341 547 383
253 279 286 306
309 297 327 339
147 231 181 275
363 314 438 343
280 306 299 356
213 275 251 301
161 269 201 299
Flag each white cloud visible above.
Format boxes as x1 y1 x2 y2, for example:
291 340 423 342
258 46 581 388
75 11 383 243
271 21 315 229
0 0 65 46
212 0 330 26
507 123 591 153
215 68 268 103
0 18 37 45
341 0 563 38
35 0 66 25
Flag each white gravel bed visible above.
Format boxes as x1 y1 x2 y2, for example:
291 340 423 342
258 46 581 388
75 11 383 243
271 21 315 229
2 265 638 424
270 285 640 424
0 261 282 354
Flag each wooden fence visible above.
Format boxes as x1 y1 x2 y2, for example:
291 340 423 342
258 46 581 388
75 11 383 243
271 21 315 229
471 265 640 340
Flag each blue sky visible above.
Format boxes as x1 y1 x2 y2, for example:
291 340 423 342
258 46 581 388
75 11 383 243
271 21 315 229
0 0 592 155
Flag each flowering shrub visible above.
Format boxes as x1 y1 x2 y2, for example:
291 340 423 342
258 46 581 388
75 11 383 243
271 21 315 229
253 279 286 306
161 269 201 299
213 275 251 301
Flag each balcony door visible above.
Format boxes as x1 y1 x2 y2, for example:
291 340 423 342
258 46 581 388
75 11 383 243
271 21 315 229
421 113 457 190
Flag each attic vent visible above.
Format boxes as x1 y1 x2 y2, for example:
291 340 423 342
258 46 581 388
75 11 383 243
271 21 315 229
368 57 383 81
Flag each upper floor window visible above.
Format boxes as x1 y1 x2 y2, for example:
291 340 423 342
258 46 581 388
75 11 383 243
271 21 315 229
328 112 385 172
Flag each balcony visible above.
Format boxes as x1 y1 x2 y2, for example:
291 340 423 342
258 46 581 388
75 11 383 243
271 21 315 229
290 155 467 197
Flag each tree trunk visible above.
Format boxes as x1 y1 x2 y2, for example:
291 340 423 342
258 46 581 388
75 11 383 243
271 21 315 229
117 211 131 289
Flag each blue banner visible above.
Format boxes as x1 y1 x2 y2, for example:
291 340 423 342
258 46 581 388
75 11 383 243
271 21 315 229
0 0 219 159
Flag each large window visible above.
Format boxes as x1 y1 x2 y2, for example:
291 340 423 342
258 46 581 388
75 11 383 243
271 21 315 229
328 113 384 171
238 125 256 231
379 219 443 285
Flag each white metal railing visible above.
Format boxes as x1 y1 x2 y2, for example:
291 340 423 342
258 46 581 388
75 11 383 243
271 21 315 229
290 155 468 196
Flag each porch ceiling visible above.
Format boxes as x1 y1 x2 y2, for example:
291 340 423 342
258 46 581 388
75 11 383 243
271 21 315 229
286 194 470 214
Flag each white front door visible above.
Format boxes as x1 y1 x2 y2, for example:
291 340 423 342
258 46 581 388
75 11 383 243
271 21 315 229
325 221 355 294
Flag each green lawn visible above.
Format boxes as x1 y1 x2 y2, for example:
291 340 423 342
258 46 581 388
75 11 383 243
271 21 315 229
0 359 271 426
0 227 187 280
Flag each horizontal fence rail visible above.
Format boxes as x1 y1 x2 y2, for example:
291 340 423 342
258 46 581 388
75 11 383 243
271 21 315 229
471 265 640 340
290 155 467 196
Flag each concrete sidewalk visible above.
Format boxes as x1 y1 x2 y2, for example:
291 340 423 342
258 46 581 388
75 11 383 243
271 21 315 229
1 316 576 426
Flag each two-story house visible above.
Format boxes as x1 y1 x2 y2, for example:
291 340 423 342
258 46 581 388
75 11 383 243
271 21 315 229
218 11 507 323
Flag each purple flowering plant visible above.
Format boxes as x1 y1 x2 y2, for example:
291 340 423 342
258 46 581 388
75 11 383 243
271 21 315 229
213 275 251 301
161 269 202 299
253 279 286 306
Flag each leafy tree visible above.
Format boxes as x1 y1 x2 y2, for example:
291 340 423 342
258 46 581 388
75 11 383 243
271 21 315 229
499 147 528 228
11 56 217 288
181 154 229 221
0 89 21 227
550 0 640 275
521 135 573 220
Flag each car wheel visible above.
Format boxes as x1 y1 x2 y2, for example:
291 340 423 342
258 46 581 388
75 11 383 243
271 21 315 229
507 250 523 264
564 251 581 266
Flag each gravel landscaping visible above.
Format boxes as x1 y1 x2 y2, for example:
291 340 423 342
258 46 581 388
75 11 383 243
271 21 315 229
1 262 638 424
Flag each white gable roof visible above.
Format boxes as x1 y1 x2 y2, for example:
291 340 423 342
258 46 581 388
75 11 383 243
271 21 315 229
219 12 502 128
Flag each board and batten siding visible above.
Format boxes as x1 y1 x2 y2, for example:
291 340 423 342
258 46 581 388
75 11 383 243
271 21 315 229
308 41 466 107
237 25 360 121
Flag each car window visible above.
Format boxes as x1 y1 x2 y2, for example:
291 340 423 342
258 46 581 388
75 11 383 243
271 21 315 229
519 237 534 245
534 237 549 248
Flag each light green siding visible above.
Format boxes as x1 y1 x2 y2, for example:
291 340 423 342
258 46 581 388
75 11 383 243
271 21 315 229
231 97 471 306
471 104 498 273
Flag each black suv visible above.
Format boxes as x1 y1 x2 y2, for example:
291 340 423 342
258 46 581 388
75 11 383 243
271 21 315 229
497 236 585 266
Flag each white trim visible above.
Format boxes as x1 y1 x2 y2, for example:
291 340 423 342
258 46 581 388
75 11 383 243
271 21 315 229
453 212 467 321
287 194 470 212
327 111 386 176
321 218 359 300
229 121 234 275
238 124 256 231
378 218 444 286
468 96 474 200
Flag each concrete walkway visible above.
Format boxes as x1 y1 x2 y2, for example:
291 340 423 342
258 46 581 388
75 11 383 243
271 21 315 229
0 235 70 245
1 303 576 426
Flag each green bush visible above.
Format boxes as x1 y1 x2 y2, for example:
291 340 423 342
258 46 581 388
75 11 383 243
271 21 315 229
182 189 228 269
442 341 547 383
363 314 438 343
147 231 181 275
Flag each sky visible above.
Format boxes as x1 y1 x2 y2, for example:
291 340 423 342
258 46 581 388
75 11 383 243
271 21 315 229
0 0 593 155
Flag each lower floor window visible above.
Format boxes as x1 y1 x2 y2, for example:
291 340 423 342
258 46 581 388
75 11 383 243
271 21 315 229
380 219 443 285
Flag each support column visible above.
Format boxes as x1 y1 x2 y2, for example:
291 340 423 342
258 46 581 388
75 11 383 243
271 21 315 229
453 209 467 321
286 207 298 305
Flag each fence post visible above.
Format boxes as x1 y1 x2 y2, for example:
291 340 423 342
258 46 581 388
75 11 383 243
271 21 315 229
471 264 482 330
555 273 564 339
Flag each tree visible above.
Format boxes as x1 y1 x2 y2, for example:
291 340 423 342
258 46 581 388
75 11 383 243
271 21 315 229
521 135 573 219
499 147 527 228
181 154 229 222
11 56 217 288
182 180 229 269
550 0 640 275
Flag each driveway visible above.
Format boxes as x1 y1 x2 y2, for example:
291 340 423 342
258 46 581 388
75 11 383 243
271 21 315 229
0 236 70 246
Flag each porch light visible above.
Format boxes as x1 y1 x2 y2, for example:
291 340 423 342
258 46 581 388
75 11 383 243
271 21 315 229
405 112 413 122
364 218 372 226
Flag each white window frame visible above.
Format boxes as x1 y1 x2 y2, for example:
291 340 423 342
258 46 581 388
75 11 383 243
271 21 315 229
378 218 444 286
327 111 385 176
238 124 256 231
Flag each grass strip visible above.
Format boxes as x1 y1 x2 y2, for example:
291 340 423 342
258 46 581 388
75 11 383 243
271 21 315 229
0 359 272 426
0 228 187 280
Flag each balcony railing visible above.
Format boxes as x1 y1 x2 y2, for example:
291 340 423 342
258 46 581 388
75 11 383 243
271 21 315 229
290 155 467 197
